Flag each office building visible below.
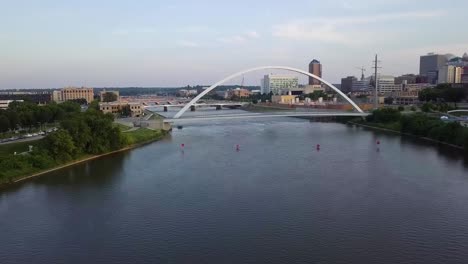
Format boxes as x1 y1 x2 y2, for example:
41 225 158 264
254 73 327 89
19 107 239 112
262 74 299 95
99 102 142 117
438 65 464 84
419 53 448 84
395 74 417 85
308 59 322 85
53 87 94 103
378 75 400 93
462 66 468 84
352 77 372 91
226 88 252 99
0 91 52 104
341 76 357 92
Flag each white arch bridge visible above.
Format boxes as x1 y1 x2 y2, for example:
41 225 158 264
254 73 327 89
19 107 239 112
167 66 369 122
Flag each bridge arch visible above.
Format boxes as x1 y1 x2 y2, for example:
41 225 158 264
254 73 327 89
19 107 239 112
174 66 364 119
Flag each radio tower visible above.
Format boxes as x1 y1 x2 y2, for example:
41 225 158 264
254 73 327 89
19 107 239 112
372 54 382 109
356 66 366 81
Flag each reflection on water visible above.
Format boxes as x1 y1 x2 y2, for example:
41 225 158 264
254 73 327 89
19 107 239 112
2 117 468 264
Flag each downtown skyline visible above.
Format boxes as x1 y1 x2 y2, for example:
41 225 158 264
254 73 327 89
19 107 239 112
1 0 468 89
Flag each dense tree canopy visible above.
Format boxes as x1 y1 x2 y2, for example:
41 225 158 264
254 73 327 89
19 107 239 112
102 92 118 102
419 85 466 103
0 101 81 132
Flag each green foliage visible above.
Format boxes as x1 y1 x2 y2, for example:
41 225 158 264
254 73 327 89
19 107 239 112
68 98 88 105
125 128 165 145
120 105 132 117
421 103 432 112
305 91 327 101
419 85 466 103
102 92 118 102
0 103 168 184
410 106 417 111
366 108 401 123
88 100 100 111
41 130 76 162
0 101 81 133
0 114 9 132
398 106 404 112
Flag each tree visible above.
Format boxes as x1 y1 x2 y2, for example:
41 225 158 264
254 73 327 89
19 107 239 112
366 108 401 123
421 103 432 113
120 105 131 117
0 115 10 132
42 130 76 162
59 101 81 113
68 98 88 105
102 92 118 102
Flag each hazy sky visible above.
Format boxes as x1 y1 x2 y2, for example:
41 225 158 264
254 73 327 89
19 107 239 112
1 0 467 89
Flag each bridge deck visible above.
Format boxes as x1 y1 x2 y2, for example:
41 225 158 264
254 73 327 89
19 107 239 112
165 112 369 123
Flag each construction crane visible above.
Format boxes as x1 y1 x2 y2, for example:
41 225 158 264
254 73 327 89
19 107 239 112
356 66 366 80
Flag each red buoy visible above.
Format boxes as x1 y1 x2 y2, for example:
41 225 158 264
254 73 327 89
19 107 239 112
236 144 240 151
376 140 380 145
316 144 321 150
181 143 185 148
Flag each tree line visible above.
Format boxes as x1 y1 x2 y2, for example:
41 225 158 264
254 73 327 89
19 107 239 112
0 103 128 183
0 101 81 133
366 108 468 153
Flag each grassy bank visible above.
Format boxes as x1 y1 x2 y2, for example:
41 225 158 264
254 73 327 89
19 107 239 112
0 128 168 186
0 140 41 156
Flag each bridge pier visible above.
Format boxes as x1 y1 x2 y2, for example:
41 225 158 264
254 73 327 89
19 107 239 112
190 105 196 112
163 106 168 112
216 105 222 110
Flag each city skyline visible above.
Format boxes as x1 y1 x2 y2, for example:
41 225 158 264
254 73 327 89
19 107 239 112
1 0 468 89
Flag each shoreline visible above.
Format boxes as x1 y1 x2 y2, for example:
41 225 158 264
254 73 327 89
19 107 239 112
1 136 166 189
349 121 464 150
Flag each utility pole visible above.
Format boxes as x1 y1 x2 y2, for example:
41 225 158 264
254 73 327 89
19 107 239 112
372 54 382 109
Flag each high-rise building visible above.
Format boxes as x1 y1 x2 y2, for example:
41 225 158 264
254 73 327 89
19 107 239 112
262 74 299 95
437 65 463 84
341 76 357 92
419 53 448 83
462 66 468 84
308 59 322 85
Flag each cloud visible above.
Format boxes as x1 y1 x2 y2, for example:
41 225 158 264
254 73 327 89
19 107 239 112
217 35 247 44
246 31 260 38
177 41 199 47
272 10 446 44
217 31 260 44
111 27 158 36
177 26 211 33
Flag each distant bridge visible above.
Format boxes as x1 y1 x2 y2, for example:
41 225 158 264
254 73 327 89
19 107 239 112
145 102 248 108
447 110 468 114
173 66 365 119
165 111 369 123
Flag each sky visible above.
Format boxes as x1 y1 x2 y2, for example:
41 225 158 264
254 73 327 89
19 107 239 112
1 0 467 89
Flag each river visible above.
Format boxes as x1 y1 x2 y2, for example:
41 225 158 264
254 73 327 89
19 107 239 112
1 110 468 264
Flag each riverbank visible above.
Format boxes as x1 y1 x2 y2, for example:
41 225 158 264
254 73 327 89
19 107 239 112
0 129 169 188
349 120 465 151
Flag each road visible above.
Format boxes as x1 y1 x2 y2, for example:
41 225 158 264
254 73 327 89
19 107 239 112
0 135 44 145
